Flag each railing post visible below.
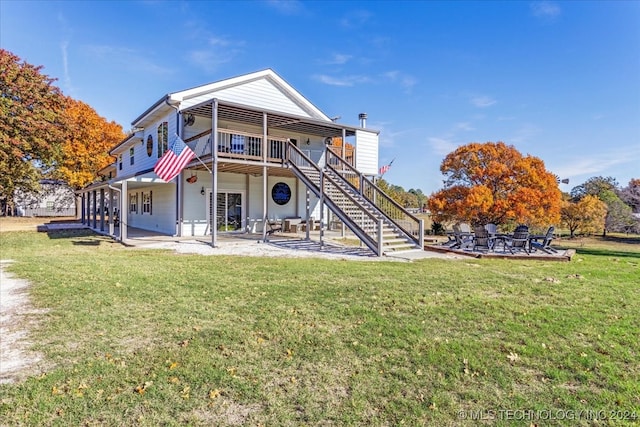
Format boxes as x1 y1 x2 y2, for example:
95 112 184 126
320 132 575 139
419 218 424 250
377 218 383 257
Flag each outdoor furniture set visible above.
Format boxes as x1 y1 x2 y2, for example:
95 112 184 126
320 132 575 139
445 224 557 255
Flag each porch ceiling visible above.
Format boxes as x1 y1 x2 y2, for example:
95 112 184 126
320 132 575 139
183 101 357 138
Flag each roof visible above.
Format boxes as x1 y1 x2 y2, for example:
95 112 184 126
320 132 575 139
131 69 332 128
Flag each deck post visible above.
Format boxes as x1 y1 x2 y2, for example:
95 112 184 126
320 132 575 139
419 218 424 250
211 99 219 247
305 187 310 241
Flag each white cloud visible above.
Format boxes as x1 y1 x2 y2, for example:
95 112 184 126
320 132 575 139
264 0 303 14
383 71 417 91
530 1 561 20
187 36 244 73
455 122 475 131
470 95 497 108
313 74 372 87
85 45 174 75
340 10 373 28
323 53 353 65
429 137 460 156
509 123 541 144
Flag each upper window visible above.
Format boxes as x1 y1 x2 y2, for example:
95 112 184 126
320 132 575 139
118 154 123 170
157 122 168 158
146 135 153 157
129 147 135 165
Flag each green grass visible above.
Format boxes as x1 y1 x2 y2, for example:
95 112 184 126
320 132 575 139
0 230 639 426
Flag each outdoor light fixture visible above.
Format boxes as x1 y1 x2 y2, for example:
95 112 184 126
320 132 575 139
200 187 205 195
306 138 310 145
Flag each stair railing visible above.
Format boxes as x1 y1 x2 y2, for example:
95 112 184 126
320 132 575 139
325 149 424 248
285 142 383 256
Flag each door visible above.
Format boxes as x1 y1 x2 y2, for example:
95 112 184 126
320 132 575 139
207 191 244 232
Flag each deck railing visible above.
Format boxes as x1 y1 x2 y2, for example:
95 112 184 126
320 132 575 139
185 129 288 163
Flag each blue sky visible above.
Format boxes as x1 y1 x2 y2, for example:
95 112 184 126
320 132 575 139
2 0 639 194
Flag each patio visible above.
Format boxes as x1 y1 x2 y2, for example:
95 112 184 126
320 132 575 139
424 224 575 261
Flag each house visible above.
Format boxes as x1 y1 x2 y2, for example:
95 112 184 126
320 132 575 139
79 69 423 256
13 180 76 217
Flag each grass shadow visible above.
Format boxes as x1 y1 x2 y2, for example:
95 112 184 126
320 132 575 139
575 247 640 259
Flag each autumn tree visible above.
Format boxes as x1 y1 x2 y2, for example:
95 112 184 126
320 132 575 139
570 176 636 235
428 142 561 227
0 49 66 214
56 97 125 190
560 194 607 237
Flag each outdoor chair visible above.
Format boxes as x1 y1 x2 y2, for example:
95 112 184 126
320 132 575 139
504 229 530 255
473 226 495 252
529 226 557 254
451 223 474 250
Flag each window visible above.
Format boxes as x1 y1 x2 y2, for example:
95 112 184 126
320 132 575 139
118 154 123 170
146 135 153 157
46 201 55 211
129 193 138 213
157 122 168 158
129 147 135 165
142 191 152 214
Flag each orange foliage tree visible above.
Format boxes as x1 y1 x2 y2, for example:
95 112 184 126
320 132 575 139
428 142 561 227
56 97 125 190
560 194 607 237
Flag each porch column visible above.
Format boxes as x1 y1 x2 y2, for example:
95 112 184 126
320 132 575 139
99 188 105 232
92 190 97 229
81 193 86 224
176 172 183 237
305 187 310 241
120 180 128 241
211 99 219 247
177 111 184 237
108 187 114 236
262 166 268 242
261 111 268 242
86 191 91 226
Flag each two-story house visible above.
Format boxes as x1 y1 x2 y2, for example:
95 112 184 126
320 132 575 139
80 69 423 256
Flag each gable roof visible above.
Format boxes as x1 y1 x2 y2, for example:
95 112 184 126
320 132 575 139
132 69 331 127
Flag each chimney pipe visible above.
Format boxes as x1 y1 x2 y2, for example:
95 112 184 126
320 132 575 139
358 113 367 128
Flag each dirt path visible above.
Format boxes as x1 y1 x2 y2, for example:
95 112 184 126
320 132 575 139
0 260 46 384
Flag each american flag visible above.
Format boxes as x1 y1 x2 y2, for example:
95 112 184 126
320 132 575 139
379 158 395 176
154 136 195 182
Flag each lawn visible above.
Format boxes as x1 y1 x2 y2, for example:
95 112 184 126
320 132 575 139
0 228 638 426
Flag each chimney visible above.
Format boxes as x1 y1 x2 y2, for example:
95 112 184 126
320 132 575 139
358 113 367 128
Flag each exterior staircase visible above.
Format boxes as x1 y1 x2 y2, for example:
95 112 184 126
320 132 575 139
285 143 423 256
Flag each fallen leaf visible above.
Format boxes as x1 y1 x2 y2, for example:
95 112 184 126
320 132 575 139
507 352 519 363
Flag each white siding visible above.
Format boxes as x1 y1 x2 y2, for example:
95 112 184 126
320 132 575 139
182 79 312 118
115 112 178 180
126 184 175 235
355 130 379 176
